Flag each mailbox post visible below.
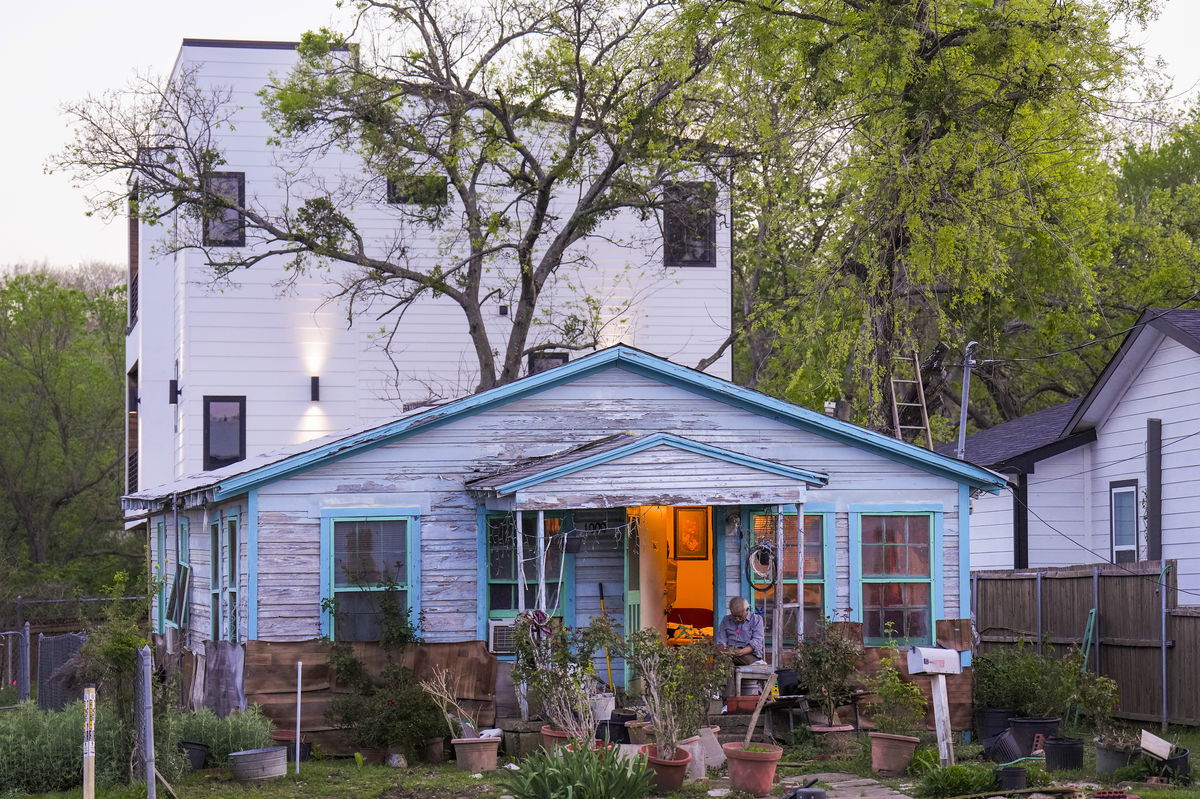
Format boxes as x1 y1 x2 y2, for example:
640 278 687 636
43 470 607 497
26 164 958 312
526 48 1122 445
907 647 961 766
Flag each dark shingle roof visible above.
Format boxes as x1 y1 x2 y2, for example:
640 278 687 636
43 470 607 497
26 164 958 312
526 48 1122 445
936 398 1081 467
1154 308 1200 340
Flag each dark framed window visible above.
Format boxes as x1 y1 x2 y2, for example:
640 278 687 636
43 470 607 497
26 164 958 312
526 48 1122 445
1110 480 1139 564
663 181 716 267
203 172 246 247
386 174 449 206
203 396 246 471
528 351 569 375
860 514 933 645
486 513 564 617
331 518 412 641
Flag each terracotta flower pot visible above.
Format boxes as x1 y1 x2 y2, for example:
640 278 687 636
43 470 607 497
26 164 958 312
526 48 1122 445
723 742 784 797
424 737 446 763
810 723 856 754
540 724 570 752
625 720 651 745
869 732 920 776
452 737 501 772
640 744 692 794
727 695 760 713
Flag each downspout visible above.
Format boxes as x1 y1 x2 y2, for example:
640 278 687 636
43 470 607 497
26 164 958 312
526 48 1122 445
1147 419 1162 561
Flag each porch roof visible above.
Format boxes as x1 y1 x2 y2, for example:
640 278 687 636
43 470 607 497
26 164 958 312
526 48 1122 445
466 432 829 509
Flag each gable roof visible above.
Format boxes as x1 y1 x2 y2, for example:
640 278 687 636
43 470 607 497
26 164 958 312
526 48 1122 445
937 399 1083 469
466 432 829 497
124 344 1005 511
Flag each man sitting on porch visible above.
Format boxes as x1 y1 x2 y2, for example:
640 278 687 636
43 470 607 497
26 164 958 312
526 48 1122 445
715 596 764 666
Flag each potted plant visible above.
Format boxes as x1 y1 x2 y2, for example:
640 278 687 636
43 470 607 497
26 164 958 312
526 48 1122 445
1069 663 1129 773
723 741 785 796
866 636 927 776
511 611 618 750
794 619 860 745
1007 647 1074 756
420 665 501 771
972 646 1025 741
626 628 693 793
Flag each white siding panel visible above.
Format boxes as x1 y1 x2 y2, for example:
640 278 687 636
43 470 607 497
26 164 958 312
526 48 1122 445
969 484 1014 570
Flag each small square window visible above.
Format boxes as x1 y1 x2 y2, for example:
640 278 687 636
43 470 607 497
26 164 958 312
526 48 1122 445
663 182 716 267
528 351 569 375
386 175 449 206
203 396 246 471
202 172 246 247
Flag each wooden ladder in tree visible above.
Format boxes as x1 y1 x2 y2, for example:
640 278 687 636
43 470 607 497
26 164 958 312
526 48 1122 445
890 351 933 449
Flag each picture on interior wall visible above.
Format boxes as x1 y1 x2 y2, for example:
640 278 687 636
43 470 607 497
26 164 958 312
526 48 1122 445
674 507 709 560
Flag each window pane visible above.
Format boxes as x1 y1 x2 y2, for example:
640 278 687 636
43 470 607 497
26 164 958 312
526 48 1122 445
863 582 930 642
1113 490 1136 548
488 518 515 580
804 515 823 578
334 519 408 588
754 514 823 579
205 399 244 468
489 583 517 611
861 515 885 546
204 173 244 246
663 182 715 266
336 589 408 642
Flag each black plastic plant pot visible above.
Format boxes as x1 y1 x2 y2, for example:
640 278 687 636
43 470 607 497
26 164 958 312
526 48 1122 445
996 766 1027 790
1008 716 1061 756
1095 743 1139 774
1162 747 1191 779
596 719 631 744
982 729 1024 764
180 740 209 771
610 708 638 725
1044 736 1084 771
975 708 1015 742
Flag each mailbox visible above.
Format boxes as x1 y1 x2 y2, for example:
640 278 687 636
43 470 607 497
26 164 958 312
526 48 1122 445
907 646 962 675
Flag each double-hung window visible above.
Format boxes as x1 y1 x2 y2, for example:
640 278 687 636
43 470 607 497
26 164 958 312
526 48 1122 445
1110 481 1139 563
486 513 565 617
860 514 933 645
165 518 191 630
329 516 414 641
749 511 827 647
203 396 246 471
226 517 239 643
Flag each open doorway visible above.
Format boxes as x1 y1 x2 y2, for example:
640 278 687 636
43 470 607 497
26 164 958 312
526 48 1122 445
624 506 716 640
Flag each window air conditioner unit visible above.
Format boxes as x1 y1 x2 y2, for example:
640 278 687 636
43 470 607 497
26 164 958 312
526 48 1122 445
488 619 517 655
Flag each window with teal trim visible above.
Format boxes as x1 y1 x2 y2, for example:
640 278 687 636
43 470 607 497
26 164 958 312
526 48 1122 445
750 512 825 646
861 514 932 645
156 519 167 634
332 517 410 641
209 521 220 642
486 513 564 616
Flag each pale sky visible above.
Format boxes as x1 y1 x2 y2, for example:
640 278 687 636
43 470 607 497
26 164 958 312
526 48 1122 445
2 1 1199 268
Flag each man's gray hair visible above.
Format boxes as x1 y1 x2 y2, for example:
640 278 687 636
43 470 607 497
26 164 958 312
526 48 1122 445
729 596 749 612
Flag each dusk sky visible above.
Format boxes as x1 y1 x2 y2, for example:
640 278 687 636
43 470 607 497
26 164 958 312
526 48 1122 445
3 0 1199 269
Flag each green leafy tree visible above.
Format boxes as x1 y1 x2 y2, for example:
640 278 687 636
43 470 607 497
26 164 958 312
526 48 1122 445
0 265 135 599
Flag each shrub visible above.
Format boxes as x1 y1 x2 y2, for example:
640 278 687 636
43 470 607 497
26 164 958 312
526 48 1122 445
915 763 997 798
0 701 130 794
499 743 652 799
974 643 1079 718
793 619 860 725
326 664 444 756
866 636 927 735
167 706 274 766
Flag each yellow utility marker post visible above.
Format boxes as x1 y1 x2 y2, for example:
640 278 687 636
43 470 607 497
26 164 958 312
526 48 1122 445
83 684 96 799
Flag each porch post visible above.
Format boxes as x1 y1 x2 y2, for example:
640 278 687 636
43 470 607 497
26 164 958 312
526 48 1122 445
536 510 547 613
796 501 805 644
772 505 784 667
516 512 526 614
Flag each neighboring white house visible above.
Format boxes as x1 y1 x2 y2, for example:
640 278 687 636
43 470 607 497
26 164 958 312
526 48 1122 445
126 39 733 495
954 309 1200 599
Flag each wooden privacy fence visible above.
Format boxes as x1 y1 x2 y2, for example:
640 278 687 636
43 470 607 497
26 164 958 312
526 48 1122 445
972 559 1200 726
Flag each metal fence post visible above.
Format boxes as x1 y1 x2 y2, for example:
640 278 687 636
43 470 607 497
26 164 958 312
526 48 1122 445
1035 573 1043 654
19 622 29 701
140 646 156 799
1092 566 1101 674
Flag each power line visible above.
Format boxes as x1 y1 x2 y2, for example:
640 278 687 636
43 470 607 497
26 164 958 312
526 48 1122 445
1001 485 1200 601
1015 426 1200 488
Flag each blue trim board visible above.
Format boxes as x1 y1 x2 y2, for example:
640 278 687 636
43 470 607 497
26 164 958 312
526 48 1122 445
319 508 422 641
932 510 944 621
821 512 836 621
206 346 1005 503
493 433 828 495
959 485 971 621
476 504 489 641
713 506 728 621
247 490 259 640
848 513 862 624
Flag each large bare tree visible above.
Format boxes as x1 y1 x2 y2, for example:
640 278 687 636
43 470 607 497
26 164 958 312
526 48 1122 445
52 0 724 393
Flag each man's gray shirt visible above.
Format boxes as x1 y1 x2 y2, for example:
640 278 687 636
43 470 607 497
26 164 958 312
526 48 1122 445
715 612 765 660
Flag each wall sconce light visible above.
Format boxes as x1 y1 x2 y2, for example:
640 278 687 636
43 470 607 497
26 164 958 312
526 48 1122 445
310 375 320 402
169 379 181 404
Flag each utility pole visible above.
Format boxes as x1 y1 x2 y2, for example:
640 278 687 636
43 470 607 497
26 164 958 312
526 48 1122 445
956 342 978 460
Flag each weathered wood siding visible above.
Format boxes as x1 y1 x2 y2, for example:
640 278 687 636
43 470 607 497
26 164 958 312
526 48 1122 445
241 367 965 642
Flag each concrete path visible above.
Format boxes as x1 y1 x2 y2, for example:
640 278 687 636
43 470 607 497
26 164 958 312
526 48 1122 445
782 771 914 799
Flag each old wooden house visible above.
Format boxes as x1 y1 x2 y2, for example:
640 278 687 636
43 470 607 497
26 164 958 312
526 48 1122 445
126 345 1003 676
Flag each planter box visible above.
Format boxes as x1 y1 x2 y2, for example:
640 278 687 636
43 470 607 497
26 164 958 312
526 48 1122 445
229 747 287 782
